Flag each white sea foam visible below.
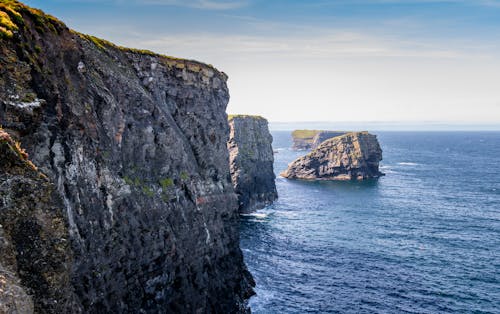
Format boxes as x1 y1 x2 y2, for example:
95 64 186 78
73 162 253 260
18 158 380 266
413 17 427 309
398 162 419 166
241 212 269 219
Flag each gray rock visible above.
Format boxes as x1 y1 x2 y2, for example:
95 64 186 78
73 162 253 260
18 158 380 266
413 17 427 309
228 115 277 212
282 132 384 180
0 2 253 313
311 131 347 150
0 129 81 313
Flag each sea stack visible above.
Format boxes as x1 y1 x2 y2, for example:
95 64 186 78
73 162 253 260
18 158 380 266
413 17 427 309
0 1 253 312
292 130 346 150
228 115 278 212
282 132 384 180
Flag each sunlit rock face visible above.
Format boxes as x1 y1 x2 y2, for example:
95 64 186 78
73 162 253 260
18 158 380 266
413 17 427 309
0 1 254 312
228 115 277 212
282 132 384 181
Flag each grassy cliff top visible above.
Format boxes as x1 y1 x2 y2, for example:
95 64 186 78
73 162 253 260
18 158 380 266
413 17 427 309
228 114 266 121
291 130 323 139
0 0 63 39
0 0 223 75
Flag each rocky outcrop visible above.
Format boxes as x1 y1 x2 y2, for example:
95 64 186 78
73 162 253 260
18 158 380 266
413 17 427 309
292 130 346 150
0 1 253 313
282 132 384 180
228 115 277 212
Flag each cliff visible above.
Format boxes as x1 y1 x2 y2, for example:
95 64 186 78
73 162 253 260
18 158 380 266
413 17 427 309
281 132 384 180
0 1 253 313
291 130 346 150
0 129 80 313
227 115 277 212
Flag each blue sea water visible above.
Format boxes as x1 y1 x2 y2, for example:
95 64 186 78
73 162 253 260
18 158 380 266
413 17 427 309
240 131 500 313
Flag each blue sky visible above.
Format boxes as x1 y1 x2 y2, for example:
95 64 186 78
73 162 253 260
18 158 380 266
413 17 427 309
22 0 500 124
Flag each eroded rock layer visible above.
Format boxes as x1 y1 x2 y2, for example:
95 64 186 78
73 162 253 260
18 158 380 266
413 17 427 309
282 132 384 180
0 1 253 312
228 115 277 212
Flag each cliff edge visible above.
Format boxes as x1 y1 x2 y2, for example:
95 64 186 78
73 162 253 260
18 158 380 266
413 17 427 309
292 130 346 150
0 1 253 312
228 115 277 212
282 132 384 180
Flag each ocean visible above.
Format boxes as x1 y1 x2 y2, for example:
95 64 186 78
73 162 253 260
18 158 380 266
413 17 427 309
240 131 500 313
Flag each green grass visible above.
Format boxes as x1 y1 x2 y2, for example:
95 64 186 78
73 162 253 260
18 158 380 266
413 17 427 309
159 177 174 189
180 172 189 181
291 130 322 139
228 114 266 121
76 32 219 73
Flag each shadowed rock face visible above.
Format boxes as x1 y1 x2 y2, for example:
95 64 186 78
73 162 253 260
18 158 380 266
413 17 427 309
228 116 277 212
0 1 253 312
0 129 80 314
282 132 384 180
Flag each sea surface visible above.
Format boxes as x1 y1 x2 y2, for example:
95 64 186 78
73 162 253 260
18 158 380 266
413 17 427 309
240 131 500 313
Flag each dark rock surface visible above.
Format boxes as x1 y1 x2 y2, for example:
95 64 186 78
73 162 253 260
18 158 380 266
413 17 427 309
227 115 277 212
282 132 384 180
0 1 253 313
291 130 346 150
0 129 80 313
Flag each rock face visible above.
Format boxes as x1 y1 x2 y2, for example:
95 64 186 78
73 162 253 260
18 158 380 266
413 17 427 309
0 129 80 313
282 132 384 180
0 1 253 313
311 131 347 150
228 115 277 212
291 130 346 150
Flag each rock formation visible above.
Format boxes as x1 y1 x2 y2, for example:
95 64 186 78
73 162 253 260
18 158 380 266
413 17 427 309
291 130 346 150
0 1 253 313
282 132 384 180
228 115 277 212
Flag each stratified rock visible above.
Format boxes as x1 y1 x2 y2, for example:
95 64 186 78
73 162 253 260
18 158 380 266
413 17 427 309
0 1 253 313
0 129 80 313
228 115 277 212
291 130 346 150
282 132 384 180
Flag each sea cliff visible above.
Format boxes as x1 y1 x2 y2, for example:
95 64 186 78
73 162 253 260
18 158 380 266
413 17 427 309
0 1 253 312
282 132 383 180
228 115 277 212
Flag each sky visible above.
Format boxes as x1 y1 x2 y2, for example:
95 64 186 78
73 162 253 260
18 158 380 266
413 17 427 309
22 0 500 126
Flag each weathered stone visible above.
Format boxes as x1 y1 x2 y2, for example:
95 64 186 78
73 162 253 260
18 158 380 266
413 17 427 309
0 129 81 313
228 115 277 212
282 132 384 180
311 131 347 150
0 1 253 313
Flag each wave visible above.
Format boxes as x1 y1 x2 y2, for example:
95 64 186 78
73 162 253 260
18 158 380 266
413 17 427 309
397 162 419 166
241 212 269 219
